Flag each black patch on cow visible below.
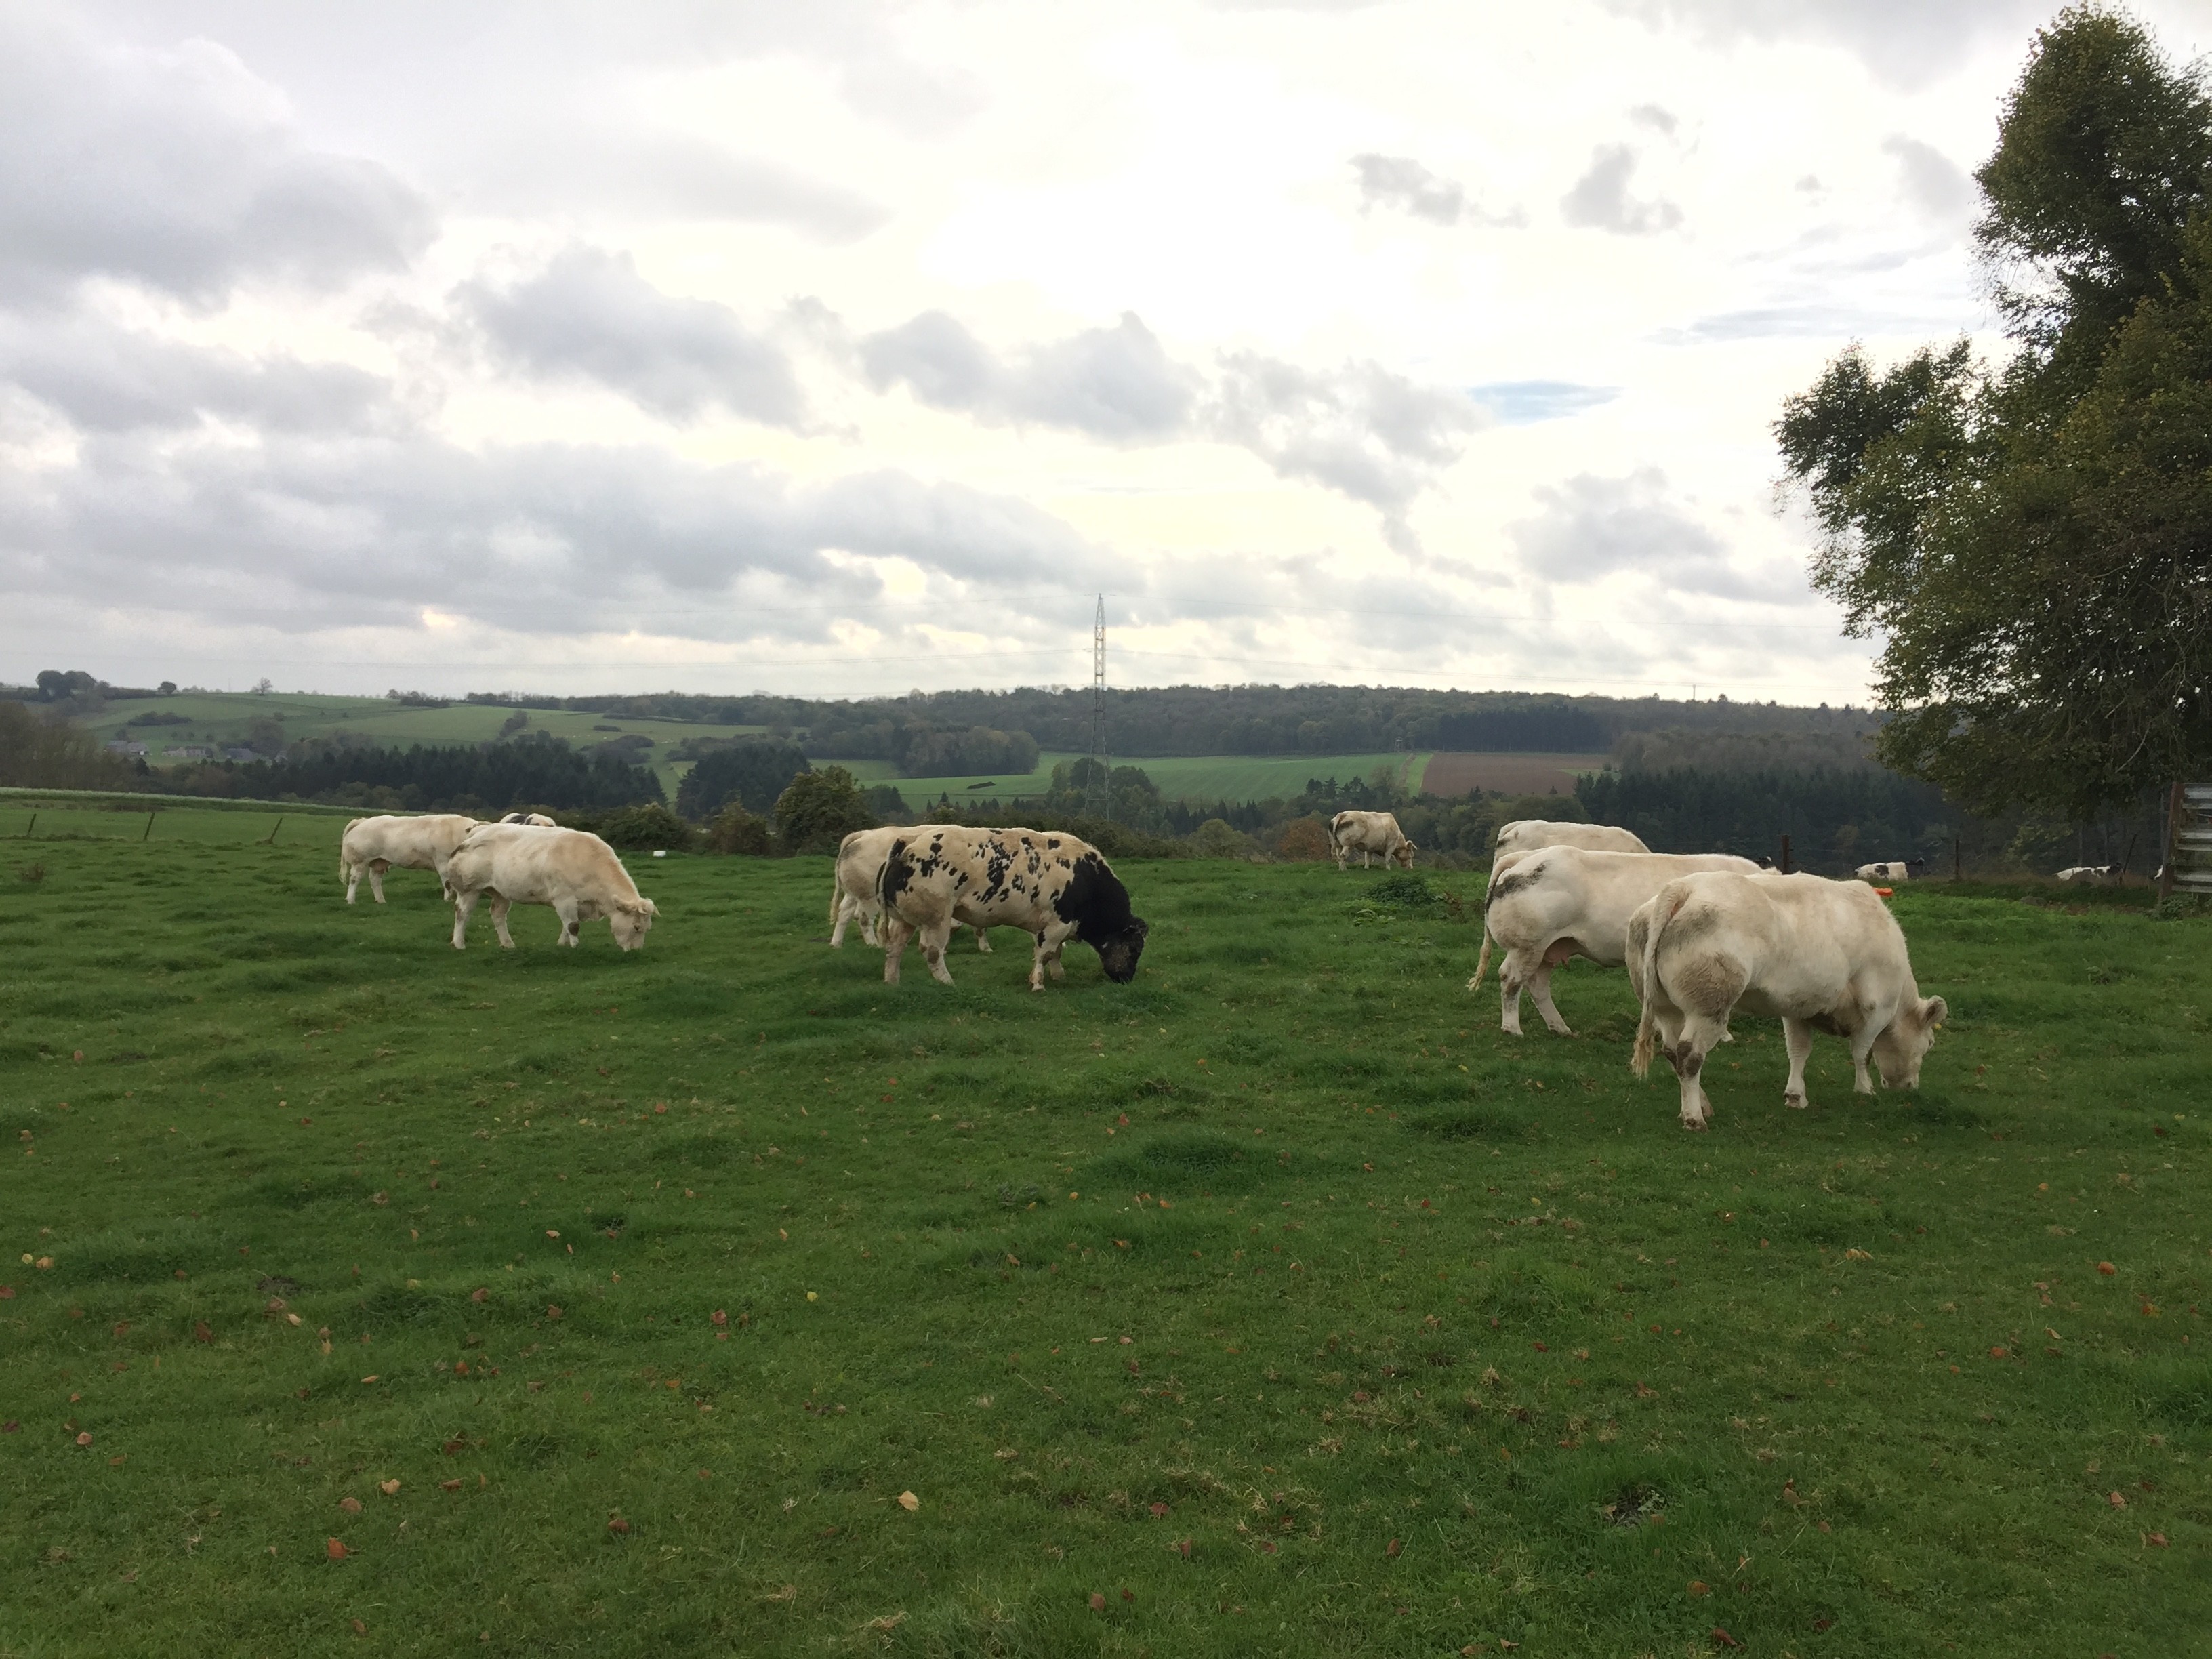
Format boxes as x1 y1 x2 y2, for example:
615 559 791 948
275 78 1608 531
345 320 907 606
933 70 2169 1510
1053 851 1149 982
879 838 914 906
1484 863 1542 912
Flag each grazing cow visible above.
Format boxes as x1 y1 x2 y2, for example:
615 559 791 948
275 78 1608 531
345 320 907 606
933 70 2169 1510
1855 859 1927 882
339 813 480 905
443 823 657 951
1471 846 1761 1035
876 827 1147 990
1629 870 1945 1131
1494 819 1650 859
499 812 557 827
1328 810 1416 870
828 825 989 952
2055 865 2116 885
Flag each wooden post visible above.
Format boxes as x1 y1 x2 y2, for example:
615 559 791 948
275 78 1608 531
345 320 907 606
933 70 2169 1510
1780 834 1793 875
265 816 284 846
22 813 34 839
142 811 157 842
2158 780 2185 901
1953 836 1961 883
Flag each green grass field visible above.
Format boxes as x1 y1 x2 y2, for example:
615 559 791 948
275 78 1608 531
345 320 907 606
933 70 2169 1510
855 752 1427 811
1 811 2205 1656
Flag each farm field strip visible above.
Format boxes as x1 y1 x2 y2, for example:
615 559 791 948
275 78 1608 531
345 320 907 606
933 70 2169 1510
0 844 2205 1656
851 752 1430 809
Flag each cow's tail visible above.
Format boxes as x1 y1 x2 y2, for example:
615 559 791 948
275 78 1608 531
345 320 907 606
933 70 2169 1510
1467 928 1493 995
1630 888 1681 1080
828 869 844 934
339 819 361 881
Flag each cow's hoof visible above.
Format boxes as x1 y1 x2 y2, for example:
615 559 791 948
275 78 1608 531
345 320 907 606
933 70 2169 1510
1784 1091 1808 1110
1679 1116 1708 1132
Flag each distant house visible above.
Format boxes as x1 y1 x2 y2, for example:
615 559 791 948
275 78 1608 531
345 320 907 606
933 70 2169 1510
165 745 211 759
223 746 260 763
104 739 147 757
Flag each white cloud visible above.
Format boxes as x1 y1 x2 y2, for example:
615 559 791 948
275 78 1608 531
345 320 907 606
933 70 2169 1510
1561 145 1683 234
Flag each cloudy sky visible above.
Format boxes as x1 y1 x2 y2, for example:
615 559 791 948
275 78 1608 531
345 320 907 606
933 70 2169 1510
4 0 2206 703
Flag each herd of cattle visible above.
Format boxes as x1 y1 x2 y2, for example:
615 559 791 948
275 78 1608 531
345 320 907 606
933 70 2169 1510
334 804 1955 1132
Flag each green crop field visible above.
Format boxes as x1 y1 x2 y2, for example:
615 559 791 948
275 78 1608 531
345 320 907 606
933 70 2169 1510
78 693 764 800
856 752 1427 811
1 812 2205 1656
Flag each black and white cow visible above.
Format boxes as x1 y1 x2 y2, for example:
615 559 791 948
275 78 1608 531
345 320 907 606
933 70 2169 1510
499 812 557 827
875 826 1148 990
1855 859 1927 882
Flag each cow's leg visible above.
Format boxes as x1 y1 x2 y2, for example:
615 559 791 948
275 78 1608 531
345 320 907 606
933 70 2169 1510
552 897 583 948
1030 924 1076 991
1498 947 1545 1036
344 861 360 904
491 895 518 949
1781 1018 1816 1109
920 921 956 985
881 916 908 984
830 893 851 948
1666 1019 1723 1130
1528 939 1578 1036
451 890 478 950
368 861 388 904
1848 1021 1880 1094
973 925 992 953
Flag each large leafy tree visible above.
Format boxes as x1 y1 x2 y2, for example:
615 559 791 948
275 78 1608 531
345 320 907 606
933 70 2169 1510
1778 5 2212 817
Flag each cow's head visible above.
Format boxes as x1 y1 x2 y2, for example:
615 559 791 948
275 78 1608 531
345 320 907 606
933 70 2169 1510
1094 917 1149 983
610 897 659 951
1392 838 1418 869
1872 994 1946 1088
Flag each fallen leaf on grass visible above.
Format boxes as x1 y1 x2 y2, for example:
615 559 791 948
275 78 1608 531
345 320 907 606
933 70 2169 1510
1386 1538 1402 1557
470 1288 487 1303
1 1422 16 1434
2108 1492 2127 1509
607 1516 630 1535
896 1491 920 1511
2098 1262 2116 1275
75 1432 91 1447
377 1480 400 1496
441 1479 462 1492
1687 1580 1709 1596
1149 1502 1168 1518
351 1619 366 1636
442 1439 466 1456
1088 1593 1107 1612
193 1323 211 1343
864 1612 907 1633
326 1538 348 1560
2146 1532 2169 1547
337 1497 361 1514
1711 1628 1743 1650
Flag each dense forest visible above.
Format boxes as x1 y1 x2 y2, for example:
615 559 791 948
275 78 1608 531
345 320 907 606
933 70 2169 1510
160 733 664 813
459 684 1874 762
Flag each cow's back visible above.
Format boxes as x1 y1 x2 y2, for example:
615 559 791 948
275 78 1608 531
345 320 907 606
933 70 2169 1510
1496 820 1648 858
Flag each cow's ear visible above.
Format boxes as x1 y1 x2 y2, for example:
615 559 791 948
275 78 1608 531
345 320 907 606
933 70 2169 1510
1922 995 1946 1028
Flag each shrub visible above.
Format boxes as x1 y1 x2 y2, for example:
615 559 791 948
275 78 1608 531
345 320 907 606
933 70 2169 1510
569 803 693 851
705 804 773 855
1187 818 1256 859
772 766 877 855
1275 816 1332 861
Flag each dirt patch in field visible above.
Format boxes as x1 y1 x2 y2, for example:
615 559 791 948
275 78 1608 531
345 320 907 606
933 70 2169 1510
1419 752 1610 796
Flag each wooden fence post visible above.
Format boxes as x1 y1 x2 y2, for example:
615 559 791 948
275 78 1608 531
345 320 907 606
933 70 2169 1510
1953 836 1961 882
2158 780 2185 901
142 811 157 842
23 813 34 840
264 816 284 846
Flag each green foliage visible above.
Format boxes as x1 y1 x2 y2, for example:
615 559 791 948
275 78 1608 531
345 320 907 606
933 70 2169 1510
1778 9 2212 819
674 738 809 820
566 802 693 852
0 839 2205 1655
0 699 137 790
1185 817 1254 859
703 802 773 855
771 764 876 855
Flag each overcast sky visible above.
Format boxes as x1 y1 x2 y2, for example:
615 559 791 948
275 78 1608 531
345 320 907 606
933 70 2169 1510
4 0 2207 703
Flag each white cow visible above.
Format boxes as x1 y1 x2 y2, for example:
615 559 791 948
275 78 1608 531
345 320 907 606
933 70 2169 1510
1629 870 1945 1132
1855 859 1927 882
443 823 657 951
828 825 989 951
1494 819 1650 859
339 813 480 905
499 812 558 827
876 826 1147 990
2055 865 2115 885
1471 846 1761 1036
1328 810 1416 870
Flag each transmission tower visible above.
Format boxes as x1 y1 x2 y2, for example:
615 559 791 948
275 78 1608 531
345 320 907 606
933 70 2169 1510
1084 594 1109 818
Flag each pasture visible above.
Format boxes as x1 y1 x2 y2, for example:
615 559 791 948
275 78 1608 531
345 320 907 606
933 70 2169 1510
0 817 2205 1657
855 752 1431 811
